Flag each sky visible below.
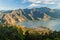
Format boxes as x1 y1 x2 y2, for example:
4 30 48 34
0 0 60 10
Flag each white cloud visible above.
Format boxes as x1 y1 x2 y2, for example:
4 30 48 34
27 0 56 4
57 2 60 4
35 1 41 3
28 4 39 7
28 0 40 2
22 0 27 3
58 4 60 6
57 4 60 8
44 0 54 1
23 0 59 4
44 1 55 4
25 0 60 9
28 3 40 8
43 0 56 4
0 6 18 10
28 0 41 3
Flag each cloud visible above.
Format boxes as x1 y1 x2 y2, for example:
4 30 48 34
44 0 54 1
35 1 41 3
28 3 40 8
22 0 27 3
0 6 18 10
43 0 56 4
27 0 56 4
22 0 41 3
22 0 60 5
44 1 55 4
57 4 60 8
27 0 58 8
28 0 40 2
28 0 42 3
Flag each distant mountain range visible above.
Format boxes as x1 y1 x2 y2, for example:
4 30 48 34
0 7 60 25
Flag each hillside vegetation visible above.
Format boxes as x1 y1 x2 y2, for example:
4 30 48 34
0 24 60 40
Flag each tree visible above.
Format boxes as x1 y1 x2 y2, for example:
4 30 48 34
25 30 30 40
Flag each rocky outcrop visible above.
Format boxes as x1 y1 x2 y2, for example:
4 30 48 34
42 13 51 21
3 10 29 25
12 10 28 22
4 14 16 25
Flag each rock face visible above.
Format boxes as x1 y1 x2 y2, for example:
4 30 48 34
3 10 28 25
11 10 25 22
4 14 16 25
42 13 51 21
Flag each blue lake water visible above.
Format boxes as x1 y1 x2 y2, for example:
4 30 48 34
18 19 60 31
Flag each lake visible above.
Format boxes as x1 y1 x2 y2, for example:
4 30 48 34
17 19 60 31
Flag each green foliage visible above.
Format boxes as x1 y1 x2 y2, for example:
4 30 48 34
0 25 24 40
